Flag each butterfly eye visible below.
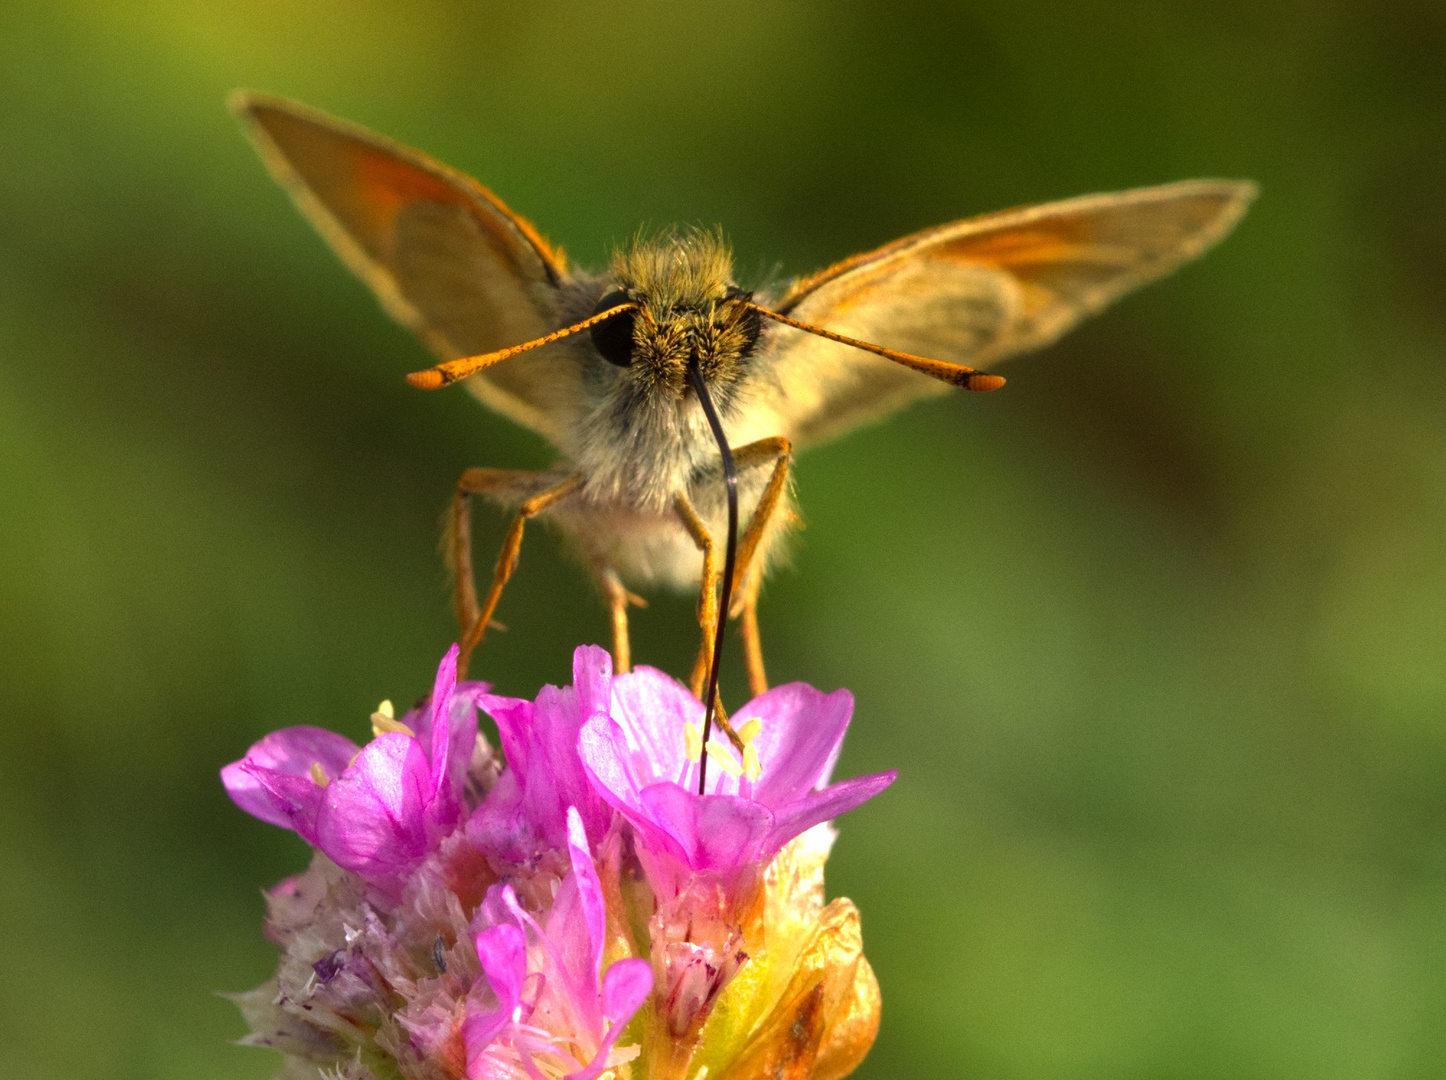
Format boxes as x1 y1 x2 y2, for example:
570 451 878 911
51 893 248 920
590 290 636 367
727 286 763 356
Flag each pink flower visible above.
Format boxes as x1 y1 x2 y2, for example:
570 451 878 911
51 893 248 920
576 652 896 900
468 647 615 865
222 645 484 882
464 808 653 1080
571 648 894 1038
226 644 888 1080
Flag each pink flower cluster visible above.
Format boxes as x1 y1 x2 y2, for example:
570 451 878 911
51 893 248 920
224 645 894 1080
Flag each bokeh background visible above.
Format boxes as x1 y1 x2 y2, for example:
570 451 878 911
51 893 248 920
3 2 1445 1078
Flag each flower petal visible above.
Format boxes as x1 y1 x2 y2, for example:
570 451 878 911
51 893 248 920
566 806 605 984
464 920 528 1074
572 645 613 723
425 644 459 804
740 685 854 805
240 725 360 777
221 760 294 831
608 665 703 787
474 651 615 858
442 679 485 799
562 958 653 1080
222 726 358 831
313 732 432 878
601 957 653 1024
477 694 534 779
475 921 527 1013
406 644 481 831
230 762 327 840
636 783 774 873
531 809 611 1030
764 771 897 855
577 715 641 807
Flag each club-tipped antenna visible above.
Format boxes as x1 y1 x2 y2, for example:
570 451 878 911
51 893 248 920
686 358 738 796
744 301 1006 393
406 302 636 389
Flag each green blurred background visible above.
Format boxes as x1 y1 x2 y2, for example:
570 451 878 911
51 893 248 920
3 2 1445 1078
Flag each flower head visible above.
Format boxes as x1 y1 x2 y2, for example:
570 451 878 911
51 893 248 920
226 644 890 1080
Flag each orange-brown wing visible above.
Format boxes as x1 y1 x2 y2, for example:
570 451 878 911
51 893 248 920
754 180 1256 448
232 91 575 441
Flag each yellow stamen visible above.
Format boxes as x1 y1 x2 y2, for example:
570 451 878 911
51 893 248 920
372 699 414 739
736 717 762 745
705 739 742 778
742 743 762 782
308 761 330 788
684 721 704 763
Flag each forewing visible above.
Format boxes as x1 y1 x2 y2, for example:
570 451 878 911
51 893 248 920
758 179 1256 447
233 91 575 440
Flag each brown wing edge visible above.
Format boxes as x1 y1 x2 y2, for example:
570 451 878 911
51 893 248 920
228 90 569 309
230 90 580 440
777 179 1258 316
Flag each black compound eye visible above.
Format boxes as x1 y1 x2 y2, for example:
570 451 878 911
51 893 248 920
590 289 636 367
727 286 763 356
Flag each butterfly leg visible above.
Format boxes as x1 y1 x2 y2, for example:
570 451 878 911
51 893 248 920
449 468 583 676
675 492 747 750
725 436 792 696
673 492 719 700
591 562 646 675
739 587 768 700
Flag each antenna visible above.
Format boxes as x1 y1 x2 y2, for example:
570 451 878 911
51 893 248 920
406 303 636 389
686 358 738 796
745 302 1006 393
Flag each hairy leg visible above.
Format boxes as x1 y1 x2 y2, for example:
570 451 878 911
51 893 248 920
724 436 792 695
448 468 583 676
591 561 646 674
673 491 719 699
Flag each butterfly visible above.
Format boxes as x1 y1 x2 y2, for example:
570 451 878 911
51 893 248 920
233 91 1254 764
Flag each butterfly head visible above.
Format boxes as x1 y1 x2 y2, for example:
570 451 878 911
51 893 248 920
589 228 762 400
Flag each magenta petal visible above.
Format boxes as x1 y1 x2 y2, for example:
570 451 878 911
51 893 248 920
577 715 640 806
636 784 774 872
425 644 459 803
439 681 483 809
742 685 854 805
600 957 653 1023
475 922 527 1011
608 666 703 785
408 644 480 832
314 733 432 877
563 958 653 1080
537 813 609 1024
236 725 359 777
528 686 604 839
222 726 358 830
406 647 482 775
234 763 328 839
462 1010 508 1078
222 760 296 830
474 656 613 857
764 770 897 853
566 807 605 983
478 695 534 779
572 645 613 722
465 921 527 1075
